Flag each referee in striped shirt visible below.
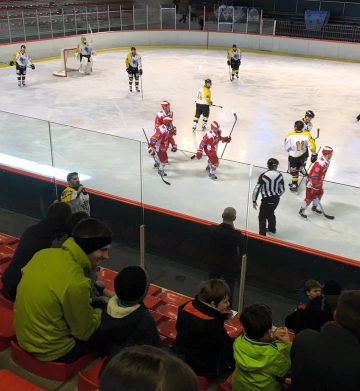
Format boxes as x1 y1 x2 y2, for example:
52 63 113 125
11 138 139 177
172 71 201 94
252 158 285 236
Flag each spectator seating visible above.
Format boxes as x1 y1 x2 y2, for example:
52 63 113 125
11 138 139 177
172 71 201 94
198 376 212 391
0 293 14 310
0 369 46 391
0 233 18 246
78 357 106 391
158 318 177 345
156 303 179 320
224 322 243 339
0 260 11 277
148 309 165 325
159 290 191 306
218 376 233 391
0 244 16 258
0 306 15 352
10 340 99 382
143 295 163 310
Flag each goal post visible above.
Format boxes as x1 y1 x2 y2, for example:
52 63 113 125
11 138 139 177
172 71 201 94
53 47 79 77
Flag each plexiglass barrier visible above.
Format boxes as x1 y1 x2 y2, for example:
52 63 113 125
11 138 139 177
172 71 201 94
0 110 359 307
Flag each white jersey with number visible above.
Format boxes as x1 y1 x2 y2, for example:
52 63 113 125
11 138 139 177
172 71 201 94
284 132 310 158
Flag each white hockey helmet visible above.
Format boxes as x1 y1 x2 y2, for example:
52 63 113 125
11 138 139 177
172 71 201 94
322 146 333 160
81 36 87 43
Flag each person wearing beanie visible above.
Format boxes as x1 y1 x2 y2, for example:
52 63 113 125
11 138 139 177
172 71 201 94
14 218 113 362
97 266 165 376
1 201 72 301
291 290 360 391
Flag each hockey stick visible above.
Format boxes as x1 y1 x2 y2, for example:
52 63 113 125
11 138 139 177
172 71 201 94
228 65 232 82
211 104 223 108
314 128 320 140
142 128 171 186
88 24 93 43
190 112 237 160
140 75 143 101
298 146 322 188
220 111 237 160
317 198 335 220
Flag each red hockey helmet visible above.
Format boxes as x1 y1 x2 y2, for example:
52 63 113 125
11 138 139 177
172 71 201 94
161 100 170 109
322 146 333 160
211 121 221 133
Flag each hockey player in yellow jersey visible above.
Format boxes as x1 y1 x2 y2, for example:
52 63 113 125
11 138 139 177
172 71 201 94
9 45 35 87
192 79 212 131
227 44 242 80
299 110 315 164
284 121 317 192
125 46 143 92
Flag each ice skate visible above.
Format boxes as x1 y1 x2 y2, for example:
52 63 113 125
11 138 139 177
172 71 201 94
136 86 140 92
158 170 167 177
357 114 360 121
129 85 133 92
266 228 276 236
236 73 239 79
18 81 21 87
209 173 217 180
289 183 298 193
312 206 322 214
231 76 234 81
192 124 197 132
201 123 207 131
299 209 307 219
22 81 26 87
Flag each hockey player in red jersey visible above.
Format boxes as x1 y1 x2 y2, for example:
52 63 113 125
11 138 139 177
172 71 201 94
148 116 177 177
154 101 173 127
196 121 231 180
299 146 333 219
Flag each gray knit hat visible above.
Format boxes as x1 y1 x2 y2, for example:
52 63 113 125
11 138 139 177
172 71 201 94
336 290 360 335
114 266 150 306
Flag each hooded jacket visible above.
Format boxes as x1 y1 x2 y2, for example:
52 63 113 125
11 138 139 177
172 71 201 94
174 296 235 380
232 333 291 391
14 238 102 361
98 296 164 374
1 218 67 301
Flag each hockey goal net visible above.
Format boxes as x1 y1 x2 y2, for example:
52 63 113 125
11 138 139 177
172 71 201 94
53 47 79 77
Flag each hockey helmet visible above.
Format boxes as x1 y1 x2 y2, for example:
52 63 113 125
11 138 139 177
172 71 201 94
81 36 87 43
305 110 315 118
294 120 305 132
163 116 173 126
204 78 212 86
20 44 26 50
232 44 237 48
131 46 136 52
267 158 279 170
211 121 221 133
322 146 333 160
161 100 170 109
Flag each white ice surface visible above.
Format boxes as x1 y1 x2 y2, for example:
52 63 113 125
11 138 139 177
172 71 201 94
0 48 359 261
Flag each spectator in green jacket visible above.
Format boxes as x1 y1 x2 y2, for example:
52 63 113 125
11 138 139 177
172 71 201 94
14 218 113 362
232 303 291 391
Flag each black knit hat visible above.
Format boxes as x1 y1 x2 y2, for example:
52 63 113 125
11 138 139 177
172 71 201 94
114 266 149 306
336 290 360 336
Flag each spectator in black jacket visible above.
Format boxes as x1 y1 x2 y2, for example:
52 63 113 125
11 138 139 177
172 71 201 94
1 202 71 301
285 295 333 334
291 290 360 391
174 279 235 380
322 280 342 314
98 266 164 375
208 207 245 307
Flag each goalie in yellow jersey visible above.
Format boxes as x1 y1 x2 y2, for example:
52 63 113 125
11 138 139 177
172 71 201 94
284 121 317 193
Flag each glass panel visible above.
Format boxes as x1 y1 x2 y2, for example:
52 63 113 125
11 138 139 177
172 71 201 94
119 5 133 31
176 4 190 30
204 4 218 31
8 15 26 42
233 7 248 33
134 5 147 30
148 6 161 30
142 137 251 309
160 6 176 30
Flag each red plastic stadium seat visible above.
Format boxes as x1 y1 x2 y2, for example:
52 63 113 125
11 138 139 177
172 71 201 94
0 233 18 246
78 357 106 391
0 260 11 276
10 340 98 382
198 376 212 390
0 306 15 351
158 319 177 345
143 295 162 310
0 293 14 310
0 245 15 258
218 376 233 391
148 284 161 296
149 310 165 325
159 291 191 307
97 268 117 281
156 303 179 320
0 369 46 390
224 322 244 339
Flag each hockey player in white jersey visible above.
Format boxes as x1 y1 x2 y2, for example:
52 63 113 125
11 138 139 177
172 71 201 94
9 45 35 87
76 36 95 75
301 110 315 132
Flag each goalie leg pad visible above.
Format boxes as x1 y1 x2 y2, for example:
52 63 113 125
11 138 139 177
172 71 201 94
85 58 93 74
79 57 88 73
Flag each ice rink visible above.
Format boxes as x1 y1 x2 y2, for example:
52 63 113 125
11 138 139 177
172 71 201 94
0 48 359 261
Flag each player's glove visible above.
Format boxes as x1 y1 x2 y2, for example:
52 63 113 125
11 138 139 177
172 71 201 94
172 126 177 135
126 67 131 74
311 153 318 163
31 64 35 70
227 60 230 66
74 53 79 60
196 149 203 160
9 61 14 66
171 144 177 153
148 146 155 156
222 136 231 143
139 69 143 75
92 51 96 56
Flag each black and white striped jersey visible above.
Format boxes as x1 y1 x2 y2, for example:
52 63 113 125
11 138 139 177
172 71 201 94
252 170 285 202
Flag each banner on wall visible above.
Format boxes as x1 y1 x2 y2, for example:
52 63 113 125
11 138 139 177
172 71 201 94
304 9 330 31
